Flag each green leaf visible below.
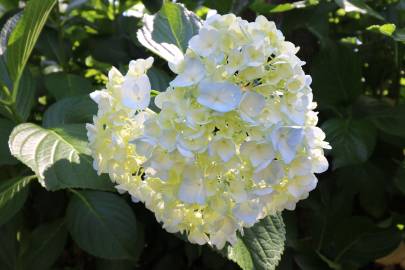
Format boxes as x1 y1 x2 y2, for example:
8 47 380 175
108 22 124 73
137 2 201 62
19 220 67 270
43 96 97 128
6 0 57 82
369 104 405 138
367 24 396 36
337 163 386 218
0 118 17 165
66 190 138 260
0 175 34 226
44 73 93 100
334 0 384 20
227 213 285 270
332 217 400 265
8 123 113 191
311 45 362 108
0 0 19 11
14 69 36 121
322 118 377 169
227 238 254 270
147 67 171 92
0 0 52 121
36 28 70 65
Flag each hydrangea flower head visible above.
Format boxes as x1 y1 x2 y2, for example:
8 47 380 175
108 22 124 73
87 14 330 249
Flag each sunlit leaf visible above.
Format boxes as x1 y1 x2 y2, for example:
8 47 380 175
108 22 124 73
367 24 396 37
9 123 113 191
137 2 201 62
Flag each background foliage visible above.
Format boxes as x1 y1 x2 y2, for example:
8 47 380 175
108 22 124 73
0 0 404 269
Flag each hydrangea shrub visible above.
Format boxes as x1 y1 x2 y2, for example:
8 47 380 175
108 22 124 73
87 13 330 249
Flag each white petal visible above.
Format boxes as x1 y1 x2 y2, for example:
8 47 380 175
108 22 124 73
132 138 154 158
170 58 205 87
128 57 154 76
197 81 242 112
189 28 219 57
159 129 177 152
312 154 329 173
251 187 273 196
253 160 284 185
189 229 208 245
233 201 260 226
240 141 274 167
178 167 206 205
239 91 265 118
272 126 304 164
177 144 194 158
120 74 151 110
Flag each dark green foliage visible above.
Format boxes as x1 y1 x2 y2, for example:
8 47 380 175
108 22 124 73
0 0 404 269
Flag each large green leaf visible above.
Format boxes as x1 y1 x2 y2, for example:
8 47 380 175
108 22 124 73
0 175 34 226
19 220 67 270
369 104 405 138
14 69 36 121
6 0 57 83
0 118 17 165
137 2 201 62
332 216 400 265
43 96 97 128
0 3 47 119
66 190 138 260
322 118 377 169
8 123 113 191
44 73 93 100
227 213 286 270
311 45 362 108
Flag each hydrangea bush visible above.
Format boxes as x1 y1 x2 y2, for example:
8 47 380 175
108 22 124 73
87 13 330 249
1 0 404 269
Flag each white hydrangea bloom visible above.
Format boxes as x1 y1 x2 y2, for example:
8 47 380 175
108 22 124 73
87 14 330 250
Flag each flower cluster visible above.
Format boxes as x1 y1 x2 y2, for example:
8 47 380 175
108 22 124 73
87 14 330 249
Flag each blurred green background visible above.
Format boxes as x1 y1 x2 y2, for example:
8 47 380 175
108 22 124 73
0 0 405 269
